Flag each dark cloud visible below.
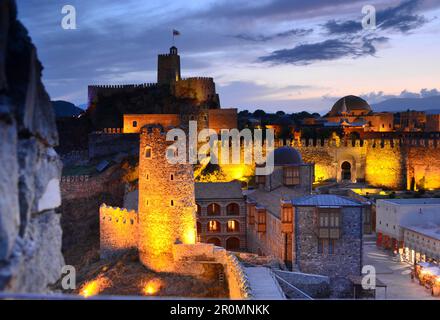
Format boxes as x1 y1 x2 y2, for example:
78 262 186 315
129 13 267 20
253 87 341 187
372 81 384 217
234 28 313 42
259 36 388 65
323 0 428 35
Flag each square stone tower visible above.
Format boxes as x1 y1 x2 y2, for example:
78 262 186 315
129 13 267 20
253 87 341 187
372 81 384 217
137 125 197 272
157 46 181 85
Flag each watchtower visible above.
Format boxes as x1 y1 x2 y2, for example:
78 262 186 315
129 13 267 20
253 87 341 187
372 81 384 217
137 125 197 272
157 46 181 85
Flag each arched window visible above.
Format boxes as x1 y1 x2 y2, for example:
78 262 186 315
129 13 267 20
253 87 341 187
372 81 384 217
226 203 240 216
207 237 221 247
227 220 240 232
196 204 201 215
207 203 221 216
133 121 138 128
196 222 201 234
341 161 351 181
226 237 240 251
207 220 221 233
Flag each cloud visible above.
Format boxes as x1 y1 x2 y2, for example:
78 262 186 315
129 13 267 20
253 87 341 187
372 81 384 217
233 28 313 42
259 36 388 65
360 88 440 104
323 0 429 35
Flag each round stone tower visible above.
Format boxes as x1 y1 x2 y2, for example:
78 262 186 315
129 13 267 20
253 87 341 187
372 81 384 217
138 125 197 272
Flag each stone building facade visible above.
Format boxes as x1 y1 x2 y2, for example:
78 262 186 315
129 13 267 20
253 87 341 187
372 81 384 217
195 182 246 251
294 195 364 297
246 147 314 267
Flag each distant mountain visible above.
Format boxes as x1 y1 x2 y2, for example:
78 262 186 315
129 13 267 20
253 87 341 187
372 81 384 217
52 100 84 118
372 95 440 113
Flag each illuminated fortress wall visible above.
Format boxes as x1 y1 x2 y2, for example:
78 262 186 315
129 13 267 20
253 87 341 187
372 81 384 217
99 204 139 259
407 140 440 190
138 126 197 272
288 138 440 190
365 139 405 189
174 77 217 104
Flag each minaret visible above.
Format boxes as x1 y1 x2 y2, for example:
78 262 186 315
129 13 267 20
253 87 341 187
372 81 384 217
340 97 348 115
137 125 196 272
157 46 181 85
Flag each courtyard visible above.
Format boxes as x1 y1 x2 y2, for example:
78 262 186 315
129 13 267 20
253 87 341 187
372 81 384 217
363 235 438 300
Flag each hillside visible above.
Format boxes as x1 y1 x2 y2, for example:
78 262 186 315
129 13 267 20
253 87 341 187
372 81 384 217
52 100 84 118
372 96 440 113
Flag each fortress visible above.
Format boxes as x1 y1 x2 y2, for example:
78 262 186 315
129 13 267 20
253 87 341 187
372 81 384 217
87 46 236 132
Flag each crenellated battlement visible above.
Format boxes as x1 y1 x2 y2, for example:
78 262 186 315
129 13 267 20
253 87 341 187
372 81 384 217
100 204 139 259
289 137 440 149
100 204 138 224
61 175 90 183
88 83 159 90
180 77 214 82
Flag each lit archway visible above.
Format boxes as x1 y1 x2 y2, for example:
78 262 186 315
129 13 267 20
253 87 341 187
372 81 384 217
227 220 240 232
207 220 221 233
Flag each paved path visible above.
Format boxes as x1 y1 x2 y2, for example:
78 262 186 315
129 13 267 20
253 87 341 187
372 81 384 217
245 267 286 299
363 239 437 300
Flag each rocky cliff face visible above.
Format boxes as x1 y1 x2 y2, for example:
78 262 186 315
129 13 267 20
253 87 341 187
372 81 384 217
0 0 65 293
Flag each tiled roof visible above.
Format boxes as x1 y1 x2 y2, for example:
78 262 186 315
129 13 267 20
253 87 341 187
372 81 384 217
195 182 243 200
292 194 363 207
247 187 303 218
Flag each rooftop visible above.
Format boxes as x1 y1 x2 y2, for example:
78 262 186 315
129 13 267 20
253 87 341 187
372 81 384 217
380 198 440 206
292 194 364 207
195 181 243 200
401 223 440 241
247 186 303 218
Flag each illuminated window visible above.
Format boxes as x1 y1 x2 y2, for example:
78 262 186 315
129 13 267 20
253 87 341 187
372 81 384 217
284 166 300 185
227 220 239 232
207 203 221 216
145 147 152 159
281 206 293 224
133 121 138 127
208 220 220 232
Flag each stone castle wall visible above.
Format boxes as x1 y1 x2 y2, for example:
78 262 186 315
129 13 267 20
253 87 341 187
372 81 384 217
88 83 159 107
88 132 139 159
99 204 138 259
175 77 217 103
291 137 440 190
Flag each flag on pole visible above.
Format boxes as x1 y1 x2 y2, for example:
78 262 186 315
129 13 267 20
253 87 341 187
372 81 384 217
173 29 181 36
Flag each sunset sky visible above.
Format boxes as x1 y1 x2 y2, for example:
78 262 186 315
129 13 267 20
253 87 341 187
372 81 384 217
17 0 440 114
